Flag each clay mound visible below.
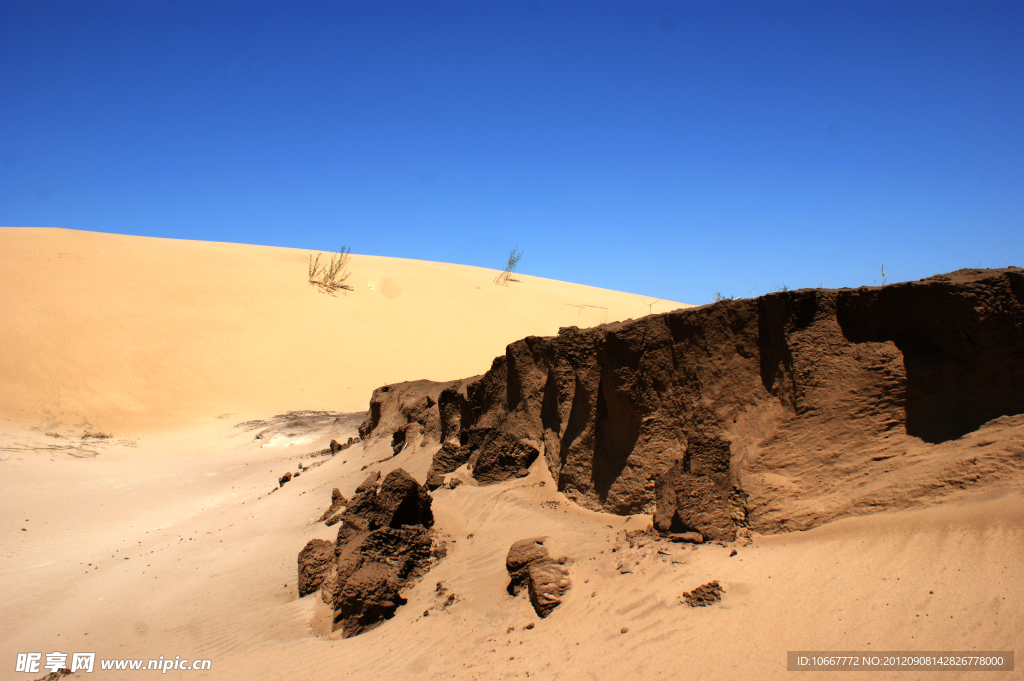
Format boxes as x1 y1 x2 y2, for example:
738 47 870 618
358 378 478 449
342 468 434 530
298 468 440 636
430 267 1024 534
329 525 435 637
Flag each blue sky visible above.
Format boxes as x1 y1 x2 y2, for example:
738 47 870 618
2 0 1021 303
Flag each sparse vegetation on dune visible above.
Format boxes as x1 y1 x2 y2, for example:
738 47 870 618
494 247 523 286
308 246 353 294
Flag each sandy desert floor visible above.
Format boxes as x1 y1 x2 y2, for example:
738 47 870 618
1 228 1021 680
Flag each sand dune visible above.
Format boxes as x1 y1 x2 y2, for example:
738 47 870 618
1 228 1020 681
0 227 684 433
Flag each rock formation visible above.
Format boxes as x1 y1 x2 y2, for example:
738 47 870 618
428 441 471 476
298 468 440 637
318 488 347 526
294 267 1023 640
340 468 434 530
425 471 445 491
682 580 724 607
654 459 735 541
358 378 478 447
330 437 359 454
297 539 334 596
506 537 572 618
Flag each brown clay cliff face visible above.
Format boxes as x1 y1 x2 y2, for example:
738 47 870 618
448 268 1024 537
359 378 477 455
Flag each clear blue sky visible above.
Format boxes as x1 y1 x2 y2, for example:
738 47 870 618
2 0 1021 303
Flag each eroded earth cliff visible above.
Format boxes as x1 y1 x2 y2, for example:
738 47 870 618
308 268 1024 633
438 268 1024 538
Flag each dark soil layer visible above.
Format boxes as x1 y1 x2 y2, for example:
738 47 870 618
446 268 1024 535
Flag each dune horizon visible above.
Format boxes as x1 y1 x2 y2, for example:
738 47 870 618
0 226 690 435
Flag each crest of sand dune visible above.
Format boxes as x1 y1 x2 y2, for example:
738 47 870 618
1 227 1020 681
0 227 687 433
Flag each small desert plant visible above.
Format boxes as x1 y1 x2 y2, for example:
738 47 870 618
711 292 734 302
494 247 523 286
641 297 662 315
309 246 353 294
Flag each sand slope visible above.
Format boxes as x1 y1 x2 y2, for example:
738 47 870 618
2 423 1020 680
0 227 685 433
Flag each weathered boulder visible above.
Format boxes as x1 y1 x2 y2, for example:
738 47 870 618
335 562 405 634
373 469 434 529
506 537 551 594
505 537 571 618
297 539 334 596
278 472 292 487
425 471 445 491
527 559 572 618
342 469 433 530
343 483 380 523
